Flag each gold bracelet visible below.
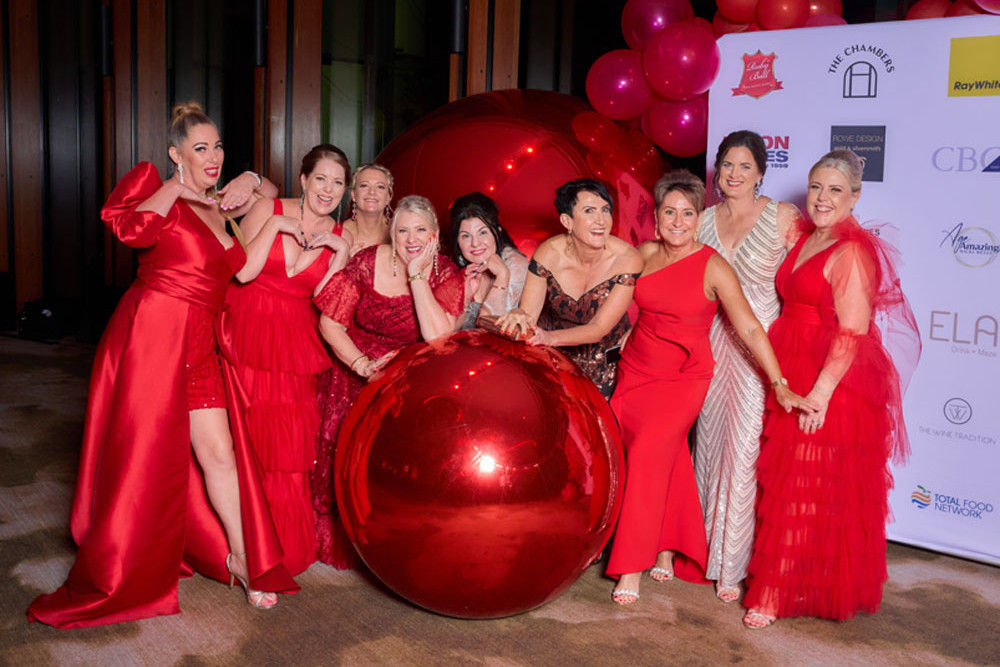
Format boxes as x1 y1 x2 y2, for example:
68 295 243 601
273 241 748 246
350 354 368 372
408 272 427 283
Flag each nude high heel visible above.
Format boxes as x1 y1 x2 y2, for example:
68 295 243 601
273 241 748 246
226 552 278 610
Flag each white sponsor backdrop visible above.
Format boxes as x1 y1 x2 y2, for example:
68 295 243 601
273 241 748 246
708 16 1000 565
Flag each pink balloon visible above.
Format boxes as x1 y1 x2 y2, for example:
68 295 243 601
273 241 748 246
805 11 847 25
585 49 653 120
972 0 1000 12
571 111 628 155
947 0 987 14
642 19 721 101
808 0 842 15
641 94 708 158
621 0 695 50
905 0 952 18
717 0 759 23
756 0 810 29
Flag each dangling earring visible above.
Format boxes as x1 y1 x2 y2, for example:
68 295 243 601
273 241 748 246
299 193 305 221
383 204 393 224
754 181 762 201
177 163 184 185
351 201 357 221
392 248 398 277
654 228 661 240
433 253 439 278
714 182 722 200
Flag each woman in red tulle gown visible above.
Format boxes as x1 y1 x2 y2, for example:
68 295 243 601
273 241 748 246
220 145 352 575
313 195 464 567
742 150 919 628
28 103 298 628
606 171 806 606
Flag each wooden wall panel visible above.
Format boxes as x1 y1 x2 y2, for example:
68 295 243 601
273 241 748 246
267 0 289 194
492 0 520 90
466 0 489 96
9 0 43 310
290 0 322 194
0 3 9 274
135 0 167 168
110 0 134 286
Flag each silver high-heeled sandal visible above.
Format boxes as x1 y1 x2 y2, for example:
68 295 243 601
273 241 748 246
226 552 278 610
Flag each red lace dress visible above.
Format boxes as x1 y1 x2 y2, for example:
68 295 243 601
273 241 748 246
606 247 715 581
312 245 464 567
219 199 338 575
28 163 298 628
744 219 917 620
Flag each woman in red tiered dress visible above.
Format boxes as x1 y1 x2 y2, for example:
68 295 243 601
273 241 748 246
28 103 297 627
606 171 804 606
742 150 919 628
220 145 352 575
313 195 464 568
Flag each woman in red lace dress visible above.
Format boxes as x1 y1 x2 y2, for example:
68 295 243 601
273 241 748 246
220 144 352 575
313 195 464 567
28 103 298 627
742 150 919 628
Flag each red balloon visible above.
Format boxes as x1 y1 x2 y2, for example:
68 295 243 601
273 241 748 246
713 10 751 35
571 111 628 155
585 49 653 120
805 12 847 25
717 0 759 23
808 0 842 15
641 94 708 158
621 0 695 50
335 331 624 618
606 130 667 187
377 90 597 257
905 0 952 18
972 0 1000 13
947 0 986 14
757 0 810 29
643 19 721 101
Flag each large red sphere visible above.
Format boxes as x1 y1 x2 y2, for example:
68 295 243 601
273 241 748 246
334 331 624 618
377 90 597 257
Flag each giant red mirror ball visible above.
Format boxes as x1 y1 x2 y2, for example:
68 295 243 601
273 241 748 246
377 90 599 257
334 331 625 618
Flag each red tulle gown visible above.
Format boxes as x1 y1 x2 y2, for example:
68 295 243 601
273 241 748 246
313 246 464 567
219 199 336 575
744 220 914 620
606 246 716 581
28 163 298 628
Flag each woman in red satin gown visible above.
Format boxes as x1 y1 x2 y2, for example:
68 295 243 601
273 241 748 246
313 195 464 567
606 171 806 606
220 145 352 575
742 150 918 628
28 103 298 628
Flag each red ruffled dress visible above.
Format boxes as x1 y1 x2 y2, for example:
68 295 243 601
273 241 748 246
744 219 918 620
312 246 464 567
28 163 298 628
219 199 337 575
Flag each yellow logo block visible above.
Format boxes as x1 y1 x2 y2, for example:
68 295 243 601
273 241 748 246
949 35 1000 97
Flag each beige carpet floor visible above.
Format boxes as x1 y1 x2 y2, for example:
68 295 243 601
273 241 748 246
2 336 999 666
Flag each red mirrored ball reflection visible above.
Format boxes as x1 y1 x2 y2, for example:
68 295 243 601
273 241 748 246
334 331 625 618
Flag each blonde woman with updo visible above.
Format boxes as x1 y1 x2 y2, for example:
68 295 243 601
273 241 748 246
312 194 464 568
344 163 394 254
29 102 297 628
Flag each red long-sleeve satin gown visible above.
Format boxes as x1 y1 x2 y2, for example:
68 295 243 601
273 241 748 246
219 199 336 575
313 246 464 567
28 163 298 628
744 222 914 620
606 246 716 581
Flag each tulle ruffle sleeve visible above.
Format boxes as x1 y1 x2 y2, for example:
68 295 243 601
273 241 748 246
100 162 170 248
314 251 364 328
430 255 466 317
502 247 530 312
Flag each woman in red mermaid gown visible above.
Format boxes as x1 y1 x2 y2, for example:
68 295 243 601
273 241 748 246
221 145 352 575
607 172 805 606
743 150 919 628
313 195 464 567
28 104 298 628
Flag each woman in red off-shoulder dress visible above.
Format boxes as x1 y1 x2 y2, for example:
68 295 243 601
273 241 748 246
28 103 298 628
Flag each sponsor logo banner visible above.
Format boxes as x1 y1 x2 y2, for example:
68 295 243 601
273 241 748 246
939 222 999 268
831 125 885 181
949 35 1000 98
732 51 783 99
910 484 995 520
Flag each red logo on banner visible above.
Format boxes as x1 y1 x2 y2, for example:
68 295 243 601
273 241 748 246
732 51 783 98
